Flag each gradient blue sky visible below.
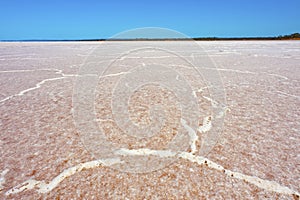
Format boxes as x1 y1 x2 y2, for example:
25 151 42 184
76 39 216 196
0 0 299 40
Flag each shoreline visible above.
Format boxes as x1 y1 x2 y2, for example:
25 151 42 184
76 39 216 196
1 38 300 42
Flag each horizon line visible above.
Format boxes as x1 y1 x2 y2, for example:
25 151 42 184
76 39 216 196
1 34 300 42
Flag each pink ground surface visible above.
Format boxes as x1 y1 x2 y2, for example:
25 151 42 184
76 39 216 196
0 41 299 199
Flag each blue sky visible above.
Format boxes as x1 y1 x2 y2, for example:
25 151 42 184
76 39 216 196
0 0 299 40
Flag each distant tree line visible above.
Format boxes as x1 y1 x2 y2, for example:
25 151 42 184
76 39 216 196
193 33 300 41
2 33 299 42
277 33 300 39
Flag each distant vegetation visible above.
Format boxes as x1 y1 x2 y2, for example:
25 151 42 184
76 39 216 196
277 33 300 40
1 33 299 42
193 33 300 41
105 33 300 41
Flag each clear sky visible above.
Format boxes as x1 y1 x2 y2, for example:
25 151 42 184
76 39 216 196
0 0 299 40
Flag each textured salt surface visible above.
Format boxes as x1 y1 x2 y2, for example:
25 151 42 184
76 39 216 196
0 41 299 199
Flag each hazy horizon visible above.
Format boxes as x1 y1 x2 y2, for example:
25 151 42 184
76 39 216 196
1 32 299 41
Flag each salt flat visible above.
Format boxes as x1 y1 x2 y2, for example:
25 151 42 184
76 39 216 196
0 41 299 199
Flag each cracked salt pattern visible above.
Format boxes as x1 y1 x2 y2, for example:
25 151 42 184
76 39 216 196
0 41 299 199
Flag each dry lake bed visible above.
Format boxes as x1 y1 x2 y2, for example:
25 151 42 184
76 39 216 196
0 41 299 199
